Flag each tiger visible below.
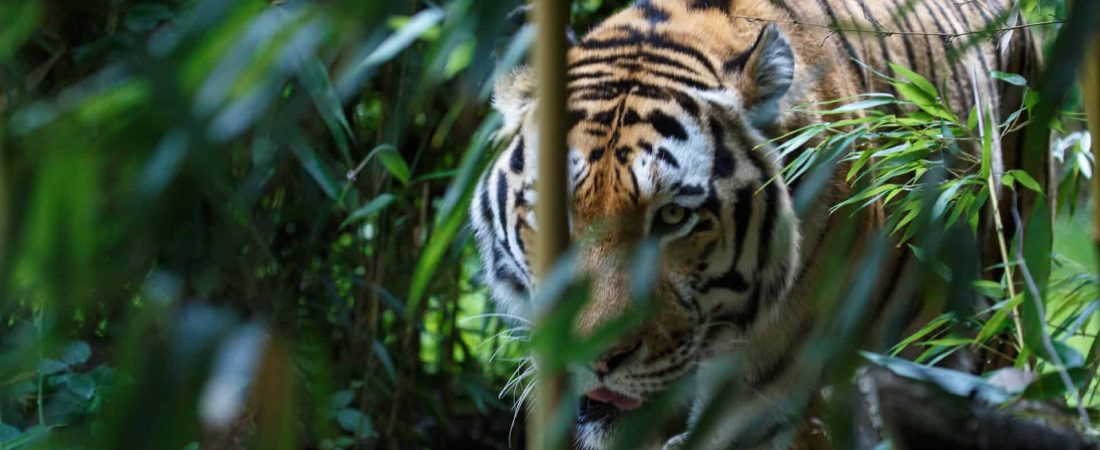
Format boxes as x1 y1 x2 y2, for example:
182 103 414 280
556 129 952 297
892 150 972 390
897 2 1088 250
470 0 1046 449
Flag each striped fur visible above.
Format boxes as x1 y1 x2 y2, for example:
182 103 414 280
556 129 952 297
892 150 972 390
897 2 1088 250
470 1 1043 449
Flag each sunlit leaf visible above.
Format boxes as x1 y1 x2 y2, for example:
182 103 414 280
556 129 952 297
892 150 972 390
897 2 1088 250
991 71 1028 87
890 62 938 98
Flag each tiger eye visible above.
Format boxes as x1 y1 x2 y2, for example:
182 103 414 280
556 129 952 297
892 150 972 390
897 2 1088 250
657 204 687 227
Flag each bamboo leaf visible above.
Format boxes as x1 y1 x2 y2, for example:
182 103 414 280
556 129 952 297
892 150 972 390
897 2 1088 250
890 62 938 98
340 194 395 228
1005 169 1042 192
991 70 1028 87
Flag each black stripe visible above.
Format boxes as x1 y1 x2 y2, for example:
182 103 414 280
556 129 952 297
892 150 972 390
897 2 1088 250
495 170 510 241
615 146 632 164
637 0 671 23
509 137 525 173
857 0 901 112
732 185 755 270
588 147 605 162
756 181 779 268
569 51 719 82
478 178 494 226
571 80 672 101
567 70 616 83
513 219 528 257
577 33 721 80
688 0 729 12
670 90 701 116
932 0 974 103
731 121 770 179
971 3 1003 73
952 2 993 103
648 110 689 141
639 67 717 91
676 184 705 196
884 0 921 82
708 118 736 178
627 167 641 205
767 0 799 20
898 0 941 84
919 0 968 107
656 147 681 168
815 0 869 89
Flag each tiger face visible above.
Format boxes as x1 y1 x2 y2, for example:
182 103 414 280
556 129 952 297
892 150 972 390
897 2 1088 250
472 2 803 447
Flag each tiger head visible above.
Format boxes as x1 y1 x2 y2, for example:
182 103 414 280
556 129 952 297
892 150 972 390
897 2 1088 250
471 1 804 447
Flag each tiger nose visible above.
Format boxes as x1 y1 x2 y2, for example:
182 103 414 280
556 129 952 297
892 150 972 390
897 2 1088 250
593 339 642 376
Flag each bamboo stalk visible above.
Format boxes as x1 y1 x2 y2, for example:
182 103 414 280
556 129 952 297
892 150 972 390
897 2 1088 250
530 0 571 449
1082 16 1100 392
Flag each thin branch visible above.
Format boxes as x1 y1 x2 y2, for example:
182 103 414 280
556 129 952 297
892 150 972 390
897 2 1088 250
728 15 1066 40
1011 194 1094 432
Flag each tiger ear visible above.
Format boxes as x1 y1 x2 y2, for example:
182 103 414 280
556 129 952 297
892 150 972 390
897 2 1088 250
493 66 536 134
731 24 795 128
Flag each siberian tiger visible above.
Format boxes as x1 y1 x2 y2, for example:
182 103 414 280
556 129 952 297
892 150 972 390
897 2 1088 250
470 0 1045 449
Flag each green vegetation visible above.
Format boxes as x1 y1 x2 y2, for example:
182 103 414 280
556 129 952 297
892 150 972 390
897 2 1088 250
1 0 1098 449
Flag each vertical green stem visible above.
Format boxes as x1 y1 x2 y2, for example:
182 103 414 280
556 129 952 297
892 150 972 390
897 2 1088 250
530 0 571 449
1082 16 1100 399
35 306 46 428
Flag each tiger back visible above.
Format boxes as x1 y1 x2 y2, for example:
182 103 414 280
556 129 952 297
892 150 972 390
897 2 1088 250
470 1 1045 449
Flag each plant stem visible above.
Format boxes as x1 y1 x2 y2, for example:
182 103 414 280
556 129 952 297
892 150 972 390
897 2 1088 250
35 306 46 428
1081 5 1100 402
530 0 572 448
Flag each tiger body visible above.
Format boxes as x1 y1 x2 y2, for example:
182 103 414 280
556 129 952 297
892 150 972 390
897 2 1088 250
471 1 1042 449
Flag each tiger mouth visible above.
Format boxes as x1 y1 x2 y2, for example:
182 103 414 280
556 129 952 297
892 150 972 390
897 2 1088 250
577 388 643 424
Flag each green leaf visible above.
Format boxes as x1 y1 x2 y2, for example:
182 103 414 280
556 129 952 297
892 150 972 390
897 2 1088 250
1020 199 1052 351
1005 169 1042 192
124 4 174 33
65 373 96 400
863 352 1013 404
0 422 19 442
338 8 445 95
371 340 397 381
378 149 410 184
0 0 42 60
60 341 91 366
894 82 957 123
822 95 895 114
991 71 1028 87
292 141 342 202
406 114 501 317
301 58 355 166
1046 340 1085 368
890 62 938 98
330 390 355 409
39 359 68 375
1021 368 1089 400
340 194 395 228
967 105 979 131
335 408 374 439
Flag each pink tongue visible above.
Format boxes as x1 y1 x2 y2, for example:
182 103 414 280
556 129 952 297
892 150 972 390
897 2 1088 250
586 388 642 411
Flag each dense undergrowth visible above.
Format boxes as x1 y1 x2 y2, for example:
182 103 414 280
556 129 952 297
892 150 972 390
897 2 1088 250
0 0 1098 449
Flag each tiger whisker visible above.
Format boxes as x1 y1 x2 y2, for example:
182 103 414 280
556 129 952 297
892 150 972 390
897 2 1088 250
461 313 533 325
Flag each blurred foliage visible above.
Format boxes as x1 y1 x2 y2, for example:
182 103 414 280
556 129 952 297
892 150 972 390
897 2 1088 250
0 0 621 448
0 0 1098 449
